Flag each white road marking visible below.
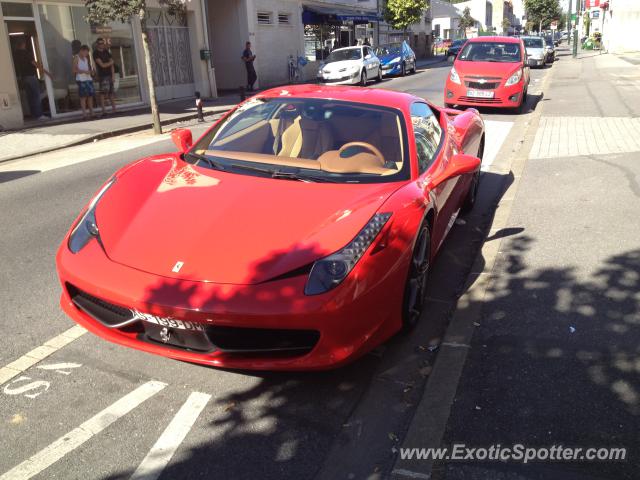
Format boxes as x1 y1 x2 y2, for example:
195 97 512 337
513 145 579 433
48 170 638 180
481 120 514 170
130 391 211 480
0 326 86 386
36 362 82 375
0 380 167 480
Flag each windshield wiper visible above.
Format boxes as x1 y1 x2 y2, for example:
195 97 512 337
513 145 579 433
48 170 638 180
185 152 226 171
271 171 337 183
228 162 336 183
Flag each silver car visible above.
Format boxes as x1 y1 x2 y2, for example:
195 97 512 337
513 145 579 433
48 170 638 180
317 46 382 86
522 36 546 67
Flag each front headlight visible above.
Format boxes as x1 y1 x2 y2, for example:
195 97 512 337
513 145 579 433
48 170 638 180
449 66 461 85
505 69 522 86
68 178 115 253
390 56 401 64
304 213 392 295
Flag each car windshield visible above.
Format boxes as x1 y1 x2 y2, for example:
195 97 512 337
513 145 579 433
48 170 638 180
376 46 401 56
326 48 362 63
458 41 522 63
523 37 544 48
189 98 409 184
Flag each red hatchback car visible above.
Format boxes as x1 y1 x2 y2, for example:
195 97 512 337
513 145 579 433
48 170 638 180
444 36 530 112
56 86 485 371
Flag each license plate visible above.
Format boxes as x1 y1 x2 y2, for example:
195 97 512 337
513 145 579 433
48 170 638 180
466 89 494 98
130 309 205 331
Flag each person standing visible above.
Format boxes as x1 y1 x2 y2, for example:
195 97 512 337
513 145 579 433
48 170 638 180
241 41 257 92
93 37 116 116
73 45 95 120
12 38 50 120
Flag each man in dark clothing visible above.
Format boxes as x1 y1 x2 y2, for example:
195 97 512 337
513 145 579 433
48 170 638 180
241 41 257 91
13 38 46 120
93 37 116 116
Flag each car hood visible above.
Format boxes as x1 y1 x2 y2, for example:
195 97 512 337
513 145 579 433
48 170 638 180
321 60 361 73
379 54 402 65
96 156 400 285
454 60 521 79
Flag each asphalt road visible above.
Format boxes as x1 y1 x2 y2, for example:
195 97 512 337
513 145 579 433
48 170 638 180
0 62 549 480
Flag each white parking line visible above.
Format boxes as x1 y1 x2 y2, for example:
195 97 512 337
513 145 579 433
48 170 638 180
481 120 514 170
130 391 211 480
0 380 167 480
0 325 86 386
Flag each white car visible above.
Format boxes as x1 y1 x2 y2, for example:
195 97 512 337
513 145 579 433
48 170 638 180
522 36 546 67
317 46 382 86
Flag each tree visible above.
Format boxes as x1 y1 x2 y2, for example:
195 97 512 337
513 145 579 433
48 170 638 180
524 0 561 32
383 0 428 39
85 0 186 134
458 7 476 37
501 17 511 34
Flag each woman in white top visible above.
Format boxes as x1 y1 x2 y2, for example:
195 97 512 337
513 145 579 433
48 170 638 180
73 45 95 119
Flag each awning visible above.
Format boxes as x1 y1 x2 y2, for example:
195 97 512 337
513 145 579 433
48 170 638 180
302 5 382 25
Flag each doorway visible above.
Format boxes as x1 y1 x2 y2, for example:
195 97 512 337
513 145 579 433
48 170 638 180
5 16 52 120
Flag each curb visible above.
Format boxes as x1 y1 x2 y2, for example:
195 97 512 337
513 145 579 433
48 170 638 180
0 107 231 165
390 61 557 480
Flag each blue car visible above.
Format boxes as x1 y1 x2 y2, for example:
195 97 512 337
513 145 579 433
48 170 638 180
375 41 416 77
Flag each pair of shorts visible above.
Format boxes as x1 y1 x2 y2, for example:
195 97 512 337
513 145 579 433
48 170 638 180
97 77 114 95
76 80 95 98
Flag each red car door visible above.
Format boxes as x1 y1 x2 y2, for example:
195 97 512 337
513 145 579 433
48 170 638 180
411 102 460 250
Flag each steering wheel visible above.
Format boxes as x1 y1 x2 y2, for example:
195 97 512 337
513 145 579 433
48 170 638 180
338 142 385 164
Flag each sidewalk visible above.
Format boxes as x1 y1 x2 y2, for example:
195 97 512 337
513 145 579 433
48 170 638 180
0 94 240 163
394 46 640 480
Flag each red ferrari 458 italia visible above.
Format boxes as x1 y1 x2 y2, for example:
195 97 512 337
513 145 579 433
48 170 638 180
56 85 484 370
444 36 530 112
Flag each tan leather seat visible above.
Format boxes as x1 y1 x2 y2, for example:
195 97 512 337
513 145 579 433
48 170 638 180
365 116 402 167
277 117 333 159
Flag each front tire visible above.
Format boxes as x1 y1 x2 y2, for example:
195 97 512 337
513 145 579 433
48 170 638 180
401 62 406 77
376 67 382 82
360 69 367 86
402 224 431 330
517 87 528 113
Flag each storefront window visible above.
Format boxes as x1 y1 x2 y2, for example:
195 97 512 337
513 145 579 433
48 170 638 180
1 2 33 17
37 4 141 114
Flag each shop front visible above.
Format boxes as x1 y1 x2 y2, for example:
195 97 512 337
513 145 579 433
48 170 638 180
1 0 143 123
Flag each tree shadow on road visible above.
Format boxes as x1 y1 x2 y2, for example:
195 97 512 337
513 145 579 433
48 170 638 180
437 232 640 480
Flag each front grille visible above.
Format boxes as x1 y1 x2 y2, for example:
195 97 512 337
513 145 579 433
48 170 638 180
67 283 134 327
465 81 500 89
66 283 320 356
207 326 320 354
319 75 352 83
459 96 502 104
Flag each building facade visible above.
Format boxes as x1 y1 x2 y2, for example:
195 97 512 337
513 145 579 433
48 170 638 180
0 0 213 130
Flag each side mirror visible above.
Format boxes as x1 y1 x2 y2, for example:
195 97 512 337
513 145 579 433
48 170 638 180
171 128 193 153
429 153 480 189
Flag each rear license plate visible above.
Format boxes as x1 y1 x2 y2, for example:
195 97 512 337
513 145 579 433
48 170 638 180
130 309 205 331
466 89 494 98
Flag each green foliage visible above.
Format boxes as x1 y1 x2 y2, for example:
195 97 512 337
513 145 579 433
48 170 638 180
383 0 428 31
458 6 476 34
524 0 562 29
85 0 185 25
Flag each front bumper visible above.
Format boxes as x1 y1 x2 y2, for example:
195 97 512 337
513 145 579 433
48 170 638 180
381 63 401 76
444 78 525 108
528 58 545 67
56 236 408 371
317 71 360 85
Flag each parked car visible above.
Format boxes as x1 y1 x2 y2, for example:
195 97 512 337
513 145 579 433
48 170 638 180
446 39 467 60
317 46 382 86
544 36 556 63
444 36 531 112
56 85 485 371
522 36 546 67
375 41 416 76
